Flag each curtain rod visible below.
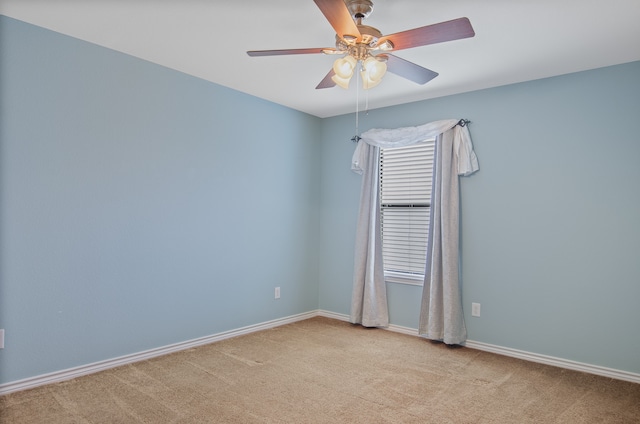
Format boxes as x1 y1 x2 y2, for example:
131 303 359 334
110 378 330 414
351 119 471 143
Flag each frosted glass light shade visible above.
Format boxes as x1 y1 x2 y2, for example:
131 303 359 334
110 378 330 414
331 73 352 89
361 56 387 89
362 56 387 81
333 55 357 79
361 70 383 89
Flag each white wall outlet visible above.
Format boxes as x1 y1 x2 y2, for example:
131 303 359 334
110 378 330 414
274 287 280 299
471 303 481 317
0 329 4 349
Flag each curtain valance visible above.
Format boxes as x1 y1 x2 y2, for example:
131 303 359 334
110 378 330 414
351 119 478 176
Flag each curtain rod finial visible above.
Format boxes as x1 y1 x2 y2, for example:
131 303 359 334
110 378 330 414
457 119 471 127
351 135 361 142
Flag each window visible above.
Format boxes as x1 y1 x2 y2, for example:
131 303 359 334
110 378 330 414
379 140 435 285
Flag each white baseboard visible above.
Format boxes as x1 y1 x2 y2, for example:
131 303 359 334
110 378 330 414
315 309 351 322
316 310 420 336
315 310 640 384
2 310 638 395
464 340 640 384
0 311 316 396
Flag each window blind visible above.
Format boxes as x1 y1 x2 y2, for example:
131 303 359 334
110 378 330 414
379 140 435 280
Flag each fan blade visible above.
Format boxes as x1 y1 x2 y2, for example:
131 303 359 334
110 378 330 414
316 69 337 89
247 48 330 57
313 0 361 40
383 54 438 85
380 17 475 51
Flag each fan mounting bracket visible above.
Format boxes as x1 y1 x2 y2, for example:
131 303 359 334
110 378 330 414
346 0 374 20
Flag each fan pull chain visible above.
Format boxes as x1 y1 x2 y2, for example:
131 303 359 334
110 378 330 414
351 64 361 142
356 70 359 135
365 84 370 115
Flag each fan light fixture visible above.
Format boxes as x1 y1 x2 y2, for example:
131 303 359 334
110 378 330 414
331 54 387 89
247 0 475 92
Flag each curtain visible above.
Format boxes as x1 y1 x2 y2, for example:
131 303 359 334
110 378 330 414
350 120 478 343
350 141 388 327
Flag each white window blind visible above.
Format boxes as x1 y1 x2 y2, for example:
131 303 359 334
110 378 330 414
379 140 435 283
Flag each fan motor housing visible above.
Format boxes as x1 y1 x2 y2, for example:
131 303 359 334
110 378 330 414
357 25 382 45
334 25 386 54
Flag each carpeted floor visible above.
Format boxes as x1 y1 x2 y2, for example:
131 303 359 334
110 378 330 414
1 317 639 423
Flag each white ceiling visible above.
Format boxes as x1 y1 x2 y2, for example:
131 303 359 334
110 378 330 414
2 0 640 118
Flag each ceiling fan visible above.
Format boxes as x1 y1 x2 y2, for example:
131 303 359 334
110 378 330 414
247 0 475 90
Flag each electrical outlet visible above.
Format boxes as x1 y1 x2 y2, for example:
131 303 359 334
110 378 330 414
274 287 280 299
0 329 4 349
471 303 481 317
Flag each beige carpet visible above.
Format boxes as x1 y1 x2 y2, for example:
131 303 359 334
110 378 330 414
1 317 639 423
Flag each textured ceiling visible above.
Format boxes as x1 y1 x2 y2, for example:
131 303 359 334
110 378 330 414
2 0 640 118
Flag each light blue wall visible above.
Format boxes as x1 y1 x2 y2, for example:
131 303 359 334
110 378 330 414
2 14 639 386
319 61 640 374
0 16 321 384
